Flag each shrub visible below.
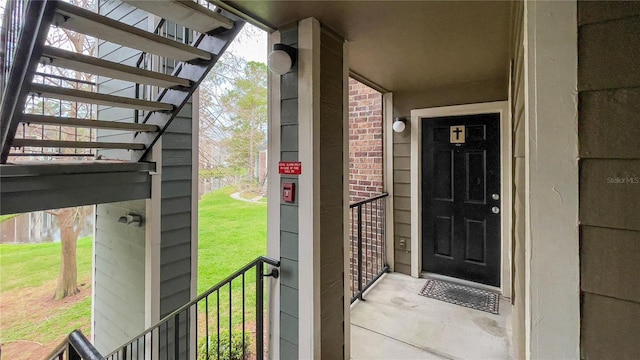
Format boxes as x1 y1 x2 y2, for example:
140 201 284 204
198 330 251 360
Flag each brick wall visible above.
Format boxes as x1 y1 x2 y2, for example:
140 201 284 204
349 78 383 202
348 78 385 297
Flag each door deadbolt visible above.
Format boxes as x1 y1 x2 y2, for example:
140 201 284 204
492 193 500 200
492 206 500 214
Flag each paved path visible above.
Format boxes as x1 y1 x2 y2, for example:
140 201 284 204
230 191 264 203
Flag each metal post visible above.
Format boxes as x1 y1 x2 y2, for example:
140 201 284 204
256 261 264 360
67 330 103 360
174 312 180 360
357 205 364 301
68 342 80 360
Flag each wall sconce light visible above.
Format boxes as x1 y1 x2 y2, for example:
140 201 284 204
268 44 297 75
393 117 407 133
118 213 143 227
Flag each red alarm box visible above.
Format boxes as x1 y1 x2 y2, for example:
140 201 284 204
282 182 295 202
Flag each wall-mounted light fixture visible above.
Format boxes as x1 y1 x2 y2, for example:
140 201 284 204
118 213 143 227
268 44 297 75
393 117 407 133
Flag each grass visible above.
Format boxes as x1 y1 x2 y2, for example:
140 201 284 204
0 237 94 358
5 296 92 344
197 186 267 292
196 187 267 342
0 214 18 223
0 187 267 358
0 236 93 292
0 186 266 296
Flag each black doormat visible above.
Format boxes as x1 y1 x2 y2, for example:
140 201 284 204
419 279 500 314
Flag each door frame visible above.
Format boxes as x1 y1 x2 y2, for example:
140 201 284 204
410 101 512 297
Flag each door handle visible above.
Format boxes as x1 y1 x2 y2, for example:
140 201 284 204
491 206 500 214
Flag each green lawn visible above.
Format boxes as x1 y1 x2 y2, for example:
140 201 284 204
0 186 267 295
197 187 267 293
196 187 267 339
0 236 93 292
0 214 18 223
0 187 267 356
5 297 93 345
0 237 94 349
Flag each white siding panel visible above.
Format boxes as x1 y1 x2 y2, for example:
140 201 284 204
93 200 146 354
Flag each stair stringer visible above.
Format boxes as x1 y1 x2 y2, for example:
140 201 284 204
0 0 58 163
132 11 246 162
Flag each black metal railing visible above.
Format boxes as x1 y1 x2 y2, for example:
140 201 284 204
0 0 27 95
10 72 97 160
350 193 389 303
45 330 103 360
104 256 279 360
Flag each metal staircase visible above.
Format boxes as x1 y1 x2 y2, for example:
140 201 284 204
0 0 244 164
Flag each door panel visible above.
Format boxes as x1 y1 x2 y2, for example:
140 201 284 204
465 151 486 204
422 113 501 286
435 215 454 257
465 218 486 264
434 150 454 201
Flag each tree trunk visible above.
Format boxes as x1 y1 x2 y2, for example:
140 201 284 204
54 208 80 300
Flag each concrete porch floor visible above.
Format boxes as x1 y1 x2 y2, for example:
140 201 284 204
350 273 512 360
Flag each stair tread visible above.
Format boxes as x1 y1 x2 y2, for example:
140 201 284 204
21 114 159 132
12 139 146 150
122 0 233 34
29 83 174 112
54 1 212 62
41 46 190 89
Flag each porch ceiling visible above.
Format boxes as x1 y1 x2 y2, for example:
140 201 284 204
223 0 512 92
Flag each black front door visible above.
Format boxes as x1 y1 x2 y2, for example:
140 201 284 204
421 113 501 286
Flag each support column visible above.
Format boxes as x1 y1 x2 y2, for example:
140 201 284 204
298 18 347 359
268 17 347 359
523 1 579 358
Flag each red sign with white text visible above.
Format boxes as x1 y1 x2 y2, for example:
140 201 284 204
279 161 302 175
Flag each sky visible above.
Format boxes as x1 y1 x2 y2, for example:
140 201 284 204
227 24 268 64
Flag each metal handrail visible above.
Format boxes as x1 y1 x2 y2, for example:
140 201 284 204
45 337 68 360
47 257 279 360
350 192 389 208
45 330 103 360
105 256 279 360
68 330 104 360
350 193 389 303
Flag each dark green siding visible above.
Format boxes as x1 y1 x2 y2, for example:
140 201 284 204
279 26 300 359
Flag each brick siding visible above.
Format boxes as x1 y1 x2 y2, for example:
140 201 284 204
349 78 384 202
348 78 385 297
